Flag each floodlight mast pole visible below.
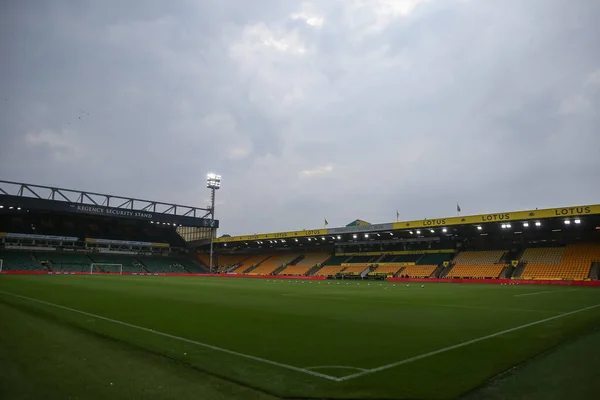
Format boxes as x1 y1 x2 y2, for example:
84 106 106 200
207 173 221 274
209 186 216 273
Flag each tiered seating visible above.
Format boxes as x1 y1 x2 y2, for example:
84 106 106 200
0 250 42 271
248 253 302 275
347 255 377 263
370 265 403 276
340 265 370 275
520 244 599 280
322 255 351 265
296 252 331 267
453 250 505 264
446 264 506 278
88 254 143 273
398 265 437 278
520 247 564 264
417 253 454 265
247 256 279 275
137 256 186 273
232 255 271 273
36 252 92 272
279 265 312 276
216 255 249 270
378 254 395 262
175 258 206 273
389 254 421 263
197 253 210 266
314 265 345 276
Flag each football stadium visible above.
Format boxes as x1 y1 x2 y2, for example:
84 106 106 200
1 179 599 400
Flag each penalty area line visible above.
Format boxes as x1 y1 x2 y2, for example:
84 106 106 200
0 290 341 382
336 302 600 382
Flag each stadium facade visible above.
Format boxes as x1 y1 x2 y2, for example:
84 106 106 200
1 179 599 283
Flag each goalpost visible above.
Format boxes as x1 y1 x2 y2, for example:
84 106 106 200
90 263 123 275
0 259 3 273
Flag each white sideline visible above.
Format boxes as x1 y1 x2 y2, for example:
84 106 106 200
514 289 580 297
0 290 340 382
335 302 600 381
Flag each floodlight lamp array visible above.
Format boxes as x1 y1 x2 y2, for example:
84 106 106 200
207 173 222 189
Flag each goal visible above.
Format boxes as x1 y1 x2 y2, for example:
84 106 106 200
0 259 3 273
90 263 123 275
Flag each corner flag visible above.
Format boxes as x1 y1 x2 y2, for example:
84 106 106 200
324 218 329 226
457 203 461 213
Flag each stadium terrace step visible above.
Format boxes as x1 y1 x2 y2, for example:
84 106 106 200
499 265 513 279
512 261 526 278
306 264 322 276
430 263 445 278
271 264 287 275
589 262 600 280
439 263 454 278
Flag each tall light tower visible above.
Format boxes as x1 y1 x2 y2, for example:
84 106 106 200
206 173 221 273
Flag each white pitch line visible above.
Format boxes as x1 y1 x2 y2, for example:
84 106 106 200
336 302 600 382
306 365 367 372
0 290 340 382
514 289 580 297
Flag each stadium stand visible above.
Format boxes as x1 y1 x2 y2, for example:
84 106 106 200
389 254 422 263
0 250 42 271
322 255 351 265
137 256 187 273
519 243 600 280
370 264 404 276
247 253 301 275
341 264 371 275
446 264 506 279
35 251 92 272
232 254 271 273
398 265 438 278
452 250 506 265
87 253 145 273
215 254 249 272
520 247 564 264
296 252 330 267
417 253 454 265
175 257 205 273
347 255 378 263
445 250 508 279
314 265 346 276
279 265 312 276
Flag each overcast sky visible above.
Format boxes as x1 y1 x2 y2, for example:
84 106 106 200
1 0 599 236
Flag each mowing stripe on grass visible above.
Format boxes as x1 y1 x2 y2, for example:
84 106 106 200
335 302 600 381
514 289 580 297
0 290 341 382
282 292 559 314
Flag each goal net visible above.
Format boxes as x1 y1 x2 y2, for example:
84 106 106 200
90 263 123 274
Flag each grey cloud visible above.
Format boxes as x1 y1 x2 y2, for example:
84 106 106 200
1 0 599 235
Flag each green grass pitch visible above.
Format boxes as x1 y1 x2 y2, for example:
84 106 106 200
1 275 599 399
